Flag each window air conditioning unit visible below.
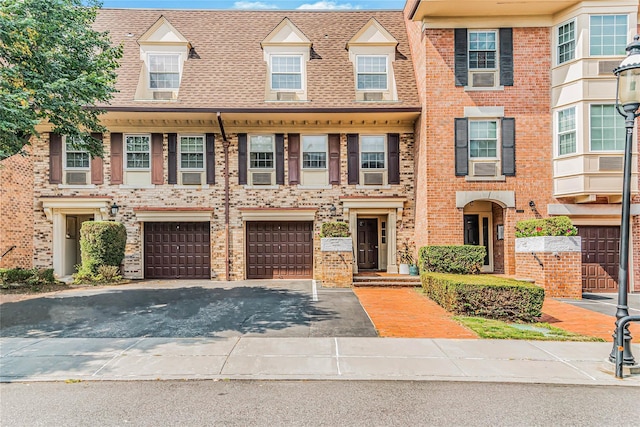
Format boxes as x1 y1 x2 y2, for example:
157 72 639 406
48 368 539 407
181 172 202 185
363 92 383 101
598 61 619 75
153 91 177 100
251 172 273 186
276 92 296 101
472 162 497 177
66 171 88 185
598 156 623 171
470 71 496 88
363 171 384 185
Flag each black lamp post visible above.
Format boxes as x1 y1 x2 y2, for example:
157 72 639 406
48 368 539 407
609 35 640 365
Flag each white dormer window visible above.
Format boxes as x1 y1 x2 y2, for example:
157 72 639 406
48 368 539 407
356 55 388 91
149 54 180 89
271 55 302 91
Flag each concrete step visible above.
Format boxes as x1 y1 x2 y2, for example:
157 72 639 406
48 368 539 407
352 281 421 287
352 275 422 287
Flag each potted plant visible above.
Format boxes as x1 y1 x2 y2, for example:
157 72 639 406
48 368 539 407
398 241 417 275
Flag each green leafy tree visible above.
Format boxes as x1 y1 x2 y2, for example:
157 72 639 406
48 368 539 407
0 0 122 160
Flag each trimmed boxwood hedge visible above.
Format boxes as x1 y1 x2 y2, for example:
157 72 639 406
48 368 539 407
79 221 126 274
421 272 544 322
515 216 578 238
320 221 350 237
419 245 486 274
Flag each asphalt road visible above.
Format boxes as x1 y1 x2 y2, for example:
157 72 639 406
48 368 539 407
0 280 376 338
1 380 639 426
559 293 640 317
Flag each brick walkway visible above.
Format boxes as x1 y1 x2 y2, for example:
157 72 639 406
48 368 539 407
353 287 477 338
354 287 640 341
541 298 640 342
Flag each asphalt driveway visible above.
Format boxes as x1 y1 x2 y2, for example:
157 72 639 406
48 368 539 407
0 280 377 338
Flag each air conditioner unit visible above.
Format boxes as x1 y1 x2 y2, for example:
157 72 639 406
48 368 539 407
251 172 273 186
363 92 383 101
599 156 623 171
363 171 384 186
65 171 88 185
470 71 496 88
472 162 497 177
153 91 177 100
181 172 202 185
598 60 619 75
276 92 296 101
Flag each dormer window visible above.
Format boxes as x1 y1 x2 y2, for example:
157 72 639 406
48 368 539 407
149 54 180 89
271 55 303 91
356 55 388 91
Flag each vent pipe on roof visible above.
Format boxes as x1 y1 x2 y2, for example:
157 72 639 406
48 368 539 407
218 112 230 281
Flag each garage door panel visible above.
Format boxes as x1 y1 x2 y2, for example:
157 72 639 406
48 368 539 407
246 221 313 279
579 226 619 292
144 222 210 279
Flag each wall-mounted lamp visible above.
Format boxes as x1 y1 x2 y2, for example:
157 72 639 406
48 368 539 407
528 200 536 211
329 205 337 216
110 202 120 217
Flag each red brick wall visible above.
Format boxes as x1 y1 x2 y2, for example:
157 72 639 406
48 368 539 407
0 150 34 269
515 251 582 299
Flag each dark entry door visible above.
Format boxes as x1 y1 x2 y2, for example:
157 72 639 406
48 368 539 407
464 214 489 266
144 222 211 279
357 219 378 270
579 226 619 292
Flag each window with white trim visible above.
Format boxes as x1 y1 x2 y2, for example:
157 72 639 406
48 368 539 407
125 135 151 169
249 135 275 169
557 107 577 155
180 136 204 170
302 135 327 169
271 55 302 91
356 56 388 91
149 54 180 89
469 121 498 158
469 31 497 71
590 105 625 151
589 15 628 56
361 135 386 169
65 137 90 169
557 20 575 65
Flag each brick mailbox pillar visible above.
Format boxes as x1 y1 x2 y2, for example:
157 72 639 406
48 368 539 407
319 237 354 288
515 236 582 299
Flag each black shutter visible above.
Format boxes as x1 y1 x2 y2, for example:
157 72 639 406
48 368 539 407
328 134 341 185
288 134 300 185
454 28 468 86
499 28 514 86
206 133 215 184
275 133 284 185
502 118 516 176
387 133 400 185
238 133 247 185
347 134 359 185
455 118 469 176
168 133 177 184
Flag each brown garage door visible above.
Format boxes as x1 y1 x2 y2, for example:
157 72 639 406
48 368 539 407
144 222 210 279
579 226 619 292
246 221 313 279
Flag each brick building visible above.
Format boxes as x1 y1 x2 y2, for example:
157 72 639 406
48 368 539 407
405 0 640 292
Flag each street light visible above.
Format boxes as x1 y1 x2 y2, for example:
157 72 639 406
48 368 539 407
609 35 640 365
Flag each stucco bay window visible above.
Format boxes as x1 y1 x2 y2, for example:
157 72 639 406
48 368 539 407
590 105 625 151
557 20 575 65
557 107 577 156
589 15 628 56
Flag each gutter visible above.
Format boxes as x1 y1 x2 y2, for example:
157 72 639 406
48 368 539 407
217 112 231 281
98 106 422 114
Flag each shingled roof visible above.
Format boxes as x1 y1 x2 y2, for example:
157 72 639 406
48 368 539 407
94 9 420 111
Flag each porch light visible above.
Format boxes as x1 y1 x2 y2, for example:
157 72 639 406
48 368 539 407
110 202 120 218
329 205 337 216
610 35 640 368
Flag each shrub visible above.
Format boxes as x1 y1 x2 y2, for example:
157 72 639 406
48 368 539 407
320 221 350 238
79 221 126 274
419 245 486 274
1 267 35 284
0 268 57 288
422 272 544 322
515 216 578 238
96 265 121 282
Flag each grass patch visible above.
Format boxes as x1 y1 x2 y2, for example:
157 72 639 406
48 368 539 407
454 316 604 342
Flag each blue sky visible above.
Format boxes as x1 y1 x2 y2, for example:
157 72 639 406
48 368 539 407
101 0 403 10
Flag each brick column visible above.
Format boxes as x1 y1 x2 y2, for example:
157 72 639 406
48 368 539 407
318 238 353 288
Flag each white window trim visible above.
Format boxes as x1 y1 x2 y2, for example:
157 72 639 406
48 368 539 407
248 134 276 171
588 104 625 153
178 134 206 172
468 119 500 160
63 136 90 171
360 135 388 171
269 54 304 93
355 55 389 92
588 14 629 57
301 135 328 171
556 19 576 66
468 30 498 72
556 107 577 157
124 134 152 171
147 53 182 91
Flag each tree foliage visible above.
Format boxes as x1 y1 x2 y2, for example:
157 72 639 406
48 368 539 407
0 0 122 160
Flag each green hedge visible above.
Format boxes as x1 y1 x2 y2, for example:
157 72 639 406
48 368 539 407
421 272 544 322
515 216 578 238
79 221 126 274
320 221 350 237
419 245 486 274
0 268 56 287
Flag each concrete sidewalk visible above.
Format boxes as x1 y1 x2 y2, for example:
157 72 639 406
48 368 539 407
1 337 639 386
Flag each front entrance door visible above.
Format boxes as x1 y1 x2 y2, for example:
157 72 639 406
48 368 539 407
579 226 620 292
357 219 378 270
464 214 490 269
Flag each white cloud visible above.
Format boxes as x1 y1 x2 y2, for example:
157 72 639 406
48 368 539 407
233 1 279 9
297 1 360 10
